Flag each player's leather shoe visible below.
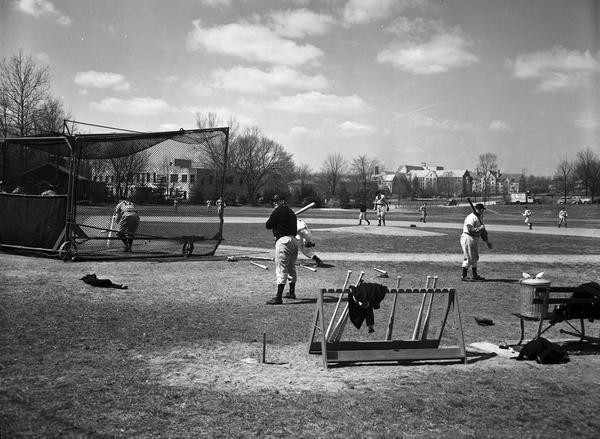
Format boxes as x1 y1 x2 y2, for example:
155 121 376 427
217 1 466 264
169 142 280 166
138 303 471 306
283 292 296 299
472 275 486 281
266 297 283 305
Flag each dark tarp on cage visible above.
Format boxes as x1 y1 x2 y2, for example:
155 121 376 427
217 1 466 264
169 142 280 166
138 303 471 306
0 193 66 249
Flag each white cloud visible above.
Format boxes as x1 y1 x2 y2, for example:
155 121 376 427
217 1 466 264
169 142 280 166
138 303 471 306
489 120 512 132
510 46 600 91
33 52 50 64
267 91 372 115
268 8 335 38
199 0 233 7
338 120 375 133
573 110 600 129
409 113 477 132
210 65 330 94
90 97 175 115
378 32 478 74
187 20 323 66
14 0 72 26
158 75 180 85
74 71 130 91
342 0 424 25
158 123 185 131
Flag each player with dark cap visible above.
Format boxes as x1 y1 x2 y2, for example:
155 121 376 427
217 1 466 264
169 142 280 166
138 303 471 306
265 194 299 304
460 202 487 281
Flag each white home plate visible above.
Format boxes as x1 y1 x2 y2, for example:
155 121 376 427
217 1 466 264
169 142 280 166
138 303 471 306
312 225 446 237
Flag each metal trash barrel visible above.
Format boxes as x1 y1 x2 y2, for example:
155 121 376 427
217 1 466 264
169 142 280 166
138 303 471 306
519 278 552 318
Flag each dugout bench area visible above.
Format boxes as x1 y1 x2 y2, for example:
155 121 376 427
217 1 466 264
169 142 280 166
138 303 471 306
514 284 600 345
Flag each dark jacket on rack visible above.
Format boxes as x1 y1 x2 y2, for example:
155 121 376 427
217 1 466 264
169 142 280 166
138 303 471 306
348 282 388 329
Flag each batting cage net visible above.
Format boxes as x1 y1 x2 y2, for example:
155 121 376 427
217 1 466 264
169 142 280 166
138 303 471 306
0 122 229 260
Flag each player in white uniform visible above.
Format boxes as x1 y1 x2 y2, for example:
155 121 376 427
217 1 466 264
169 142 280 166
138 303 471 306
419 203 428 223
460 203 487 281
296 218 324 267
114 199 140 252
373 192 388 226
522 208 533 229
558 207 568 228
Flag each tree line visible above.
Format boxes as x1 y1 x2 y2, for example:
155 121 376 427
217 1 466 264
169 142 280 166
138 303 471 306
2 49 598 204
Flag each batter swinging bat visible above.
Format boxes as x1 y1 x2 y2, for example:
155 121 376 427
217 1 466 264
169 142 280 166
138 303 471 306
467 198 492 249
294 202 315 216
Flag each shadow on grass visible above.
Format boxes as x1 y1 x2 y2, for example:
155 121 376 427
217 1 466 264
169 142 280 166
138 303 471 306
484 278 521 283
561 340 600 356
325 358 474 369
284 296 345 305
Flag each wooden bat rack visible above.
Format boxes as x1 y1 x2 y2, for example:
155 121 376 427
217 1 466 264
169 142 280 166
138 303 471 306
308 288 466 369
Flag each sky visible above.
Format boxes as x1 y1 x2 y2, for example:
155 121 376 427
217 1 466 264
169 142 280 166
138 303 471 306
1 0 599 176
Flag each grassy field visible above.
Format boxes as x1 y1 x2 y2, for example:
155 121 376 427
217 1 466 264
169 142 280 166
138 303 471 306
1 206 600 438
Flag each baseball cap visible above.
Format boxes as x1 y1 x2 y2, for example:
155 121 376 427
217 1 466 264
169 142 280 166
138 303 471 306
271 194 286 202
475 203 486 210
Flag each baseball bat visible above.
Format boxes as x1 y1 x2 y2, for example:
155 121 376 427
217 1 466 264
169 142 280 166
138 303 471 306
385 276 402 340
467 198 491 248
330 271 365 342
106 215 115 247
294 202 315 216
250 261 268 270
412 276 432 340
325 270 352 340
239 255 274 261
420 276 439 340
374 267 388 276
300 264 317 272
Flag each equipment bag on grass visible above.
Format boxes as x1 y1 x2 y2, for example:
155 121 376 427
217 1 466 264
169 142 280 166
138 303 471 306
516 337 569 364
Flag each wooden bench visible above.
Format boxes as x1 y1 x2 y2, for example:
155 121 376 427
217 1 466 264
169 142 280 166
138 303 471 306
514 286 600 345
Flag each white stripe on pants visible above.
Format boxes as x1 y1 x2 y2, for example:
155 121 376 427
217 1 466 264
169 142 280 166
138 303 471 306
275 236 298 285
460 233 479 268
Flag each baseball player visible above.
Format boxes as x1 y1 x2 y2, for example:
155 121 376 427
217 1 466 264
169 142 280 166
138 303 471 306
358 201 370 225
373 191 388 226
114 198 140 252
460 203 487 281
558 207 568 228
296 218 324 267
265 194 299 304
522 208 533 229
419 203 428 223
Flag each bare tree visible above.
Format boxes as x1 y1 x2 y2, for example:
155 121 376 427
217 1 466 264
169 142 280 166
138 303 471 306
195 112 238 196
0 49 51 182
351 154 379 200
320 153 347 196
574 148 600 201
0 49 51 136
554 157 574 201
35 96 72 134
293 163 313 200
477 152 498 200
110 151 150 198
230 127 293 203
